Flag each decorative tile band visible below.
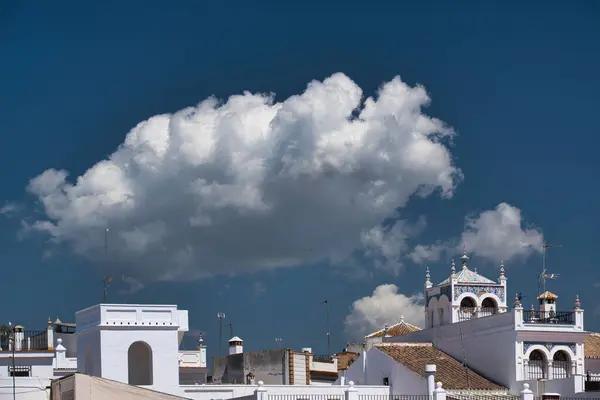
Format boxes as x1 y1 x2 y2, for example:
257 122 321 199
523 341 576 354
453 285 505 303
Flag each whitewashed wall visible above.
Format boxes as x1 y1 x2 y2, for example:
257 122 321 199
0 377 50 400
338 347 425 395
292 353 307 385
386 311 518 392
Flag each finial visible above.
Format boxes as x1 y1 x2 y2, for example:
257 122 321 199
57 338 63 345
47 317 52 326
500 261 505 278
451 259 456 274
400 315 404 323
474 267 478 274
575 295 581 309
530 304 535 311
436 382 443 389
425 266 431 283
460 246 469 269
349 381 355 388
513 294 521 307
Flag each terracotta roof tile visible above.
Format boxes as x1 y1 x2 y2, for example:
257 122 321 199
585 332 600 359
336 352 360 370
365 320 421 339
375 343 505 391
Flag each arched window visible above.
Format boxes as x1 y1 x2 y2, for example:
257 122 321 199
128 341 153 385
552 351 571 379
527 350 547 380
458 297 477 321
480 297 498 317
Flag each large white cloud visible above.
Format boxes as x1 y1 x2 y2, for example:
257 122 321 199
460 202 543 262
23 73 460 281
344 284 424 340
408 203 543 265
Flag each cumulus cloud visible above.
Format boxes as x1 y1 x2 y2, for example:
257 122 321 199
460 203 543 262
408 203 543 265
408 241 453 264
22 73 460 281
0 202 20 217
344 284 424 340
361 217 427 273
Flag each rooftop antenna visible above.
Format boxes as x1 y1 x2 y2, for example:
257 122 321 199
458 323 471 392
275 337 283 349
539 242 562 296
102 228 110 303
321 300 331 355
225 323 233 338
217 312 226 354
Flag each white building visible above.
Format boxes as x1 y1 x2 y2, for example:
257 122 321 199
342 251 597 397
1 303 389 399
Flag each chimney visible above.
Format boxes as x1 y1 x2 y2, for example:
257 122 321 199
228 336 244 355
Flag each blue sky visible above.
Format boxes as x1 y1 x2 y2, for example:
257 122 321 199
1 1 599 360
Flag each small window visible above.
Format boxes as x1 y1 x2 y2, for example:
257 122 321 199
383 377 389 386
9 366 31 377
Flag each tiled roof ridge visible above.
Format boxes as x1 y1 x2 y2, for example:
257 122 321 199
375 342 432 347
364 320 422 339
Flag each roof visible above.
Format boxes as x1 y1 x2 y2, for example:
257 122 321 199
228 336 243 342
585 332 600 359
365 318 421 339
537 291 558 300
375 343 505 391
336 351 360 370
439 267 497 285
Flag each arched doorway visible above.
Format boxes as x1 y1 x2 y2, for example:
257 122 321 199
527 350 547 380
458 297 477 321
128 341 153 385
480 297 498 317
552 351 571 379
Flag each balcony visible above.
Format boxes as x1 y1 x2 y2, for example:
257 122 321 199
586 372 600 392
0 330 50 352
522 310 574 325
457 307 498 322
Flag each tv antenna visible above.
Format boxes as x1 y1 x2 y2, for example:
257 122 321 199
225 323 233 339
321 300 331 355
538 242 562 296
217 312 226 354
103 228 110 302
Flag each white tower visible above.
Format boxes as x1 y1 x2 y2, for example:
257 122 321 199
75 303 188 392
538 291 558 314
424 251 508 328
228 336 244 355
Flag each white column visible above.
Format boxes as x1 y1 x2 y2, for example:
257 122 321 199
47 323 54 350
520 383 534 400
514 304 524 328
574 309 584 330
345 381 358 400
362 347 368 384
255 381 267 400
425 364 437 397
55 338 66 369
433 382 446 400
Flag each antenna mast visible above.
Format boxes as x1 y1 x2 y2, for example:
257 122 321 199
103 228 110 302
275 337 283 349
539 242 562 296
321 300 331 355
217 312 226 354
